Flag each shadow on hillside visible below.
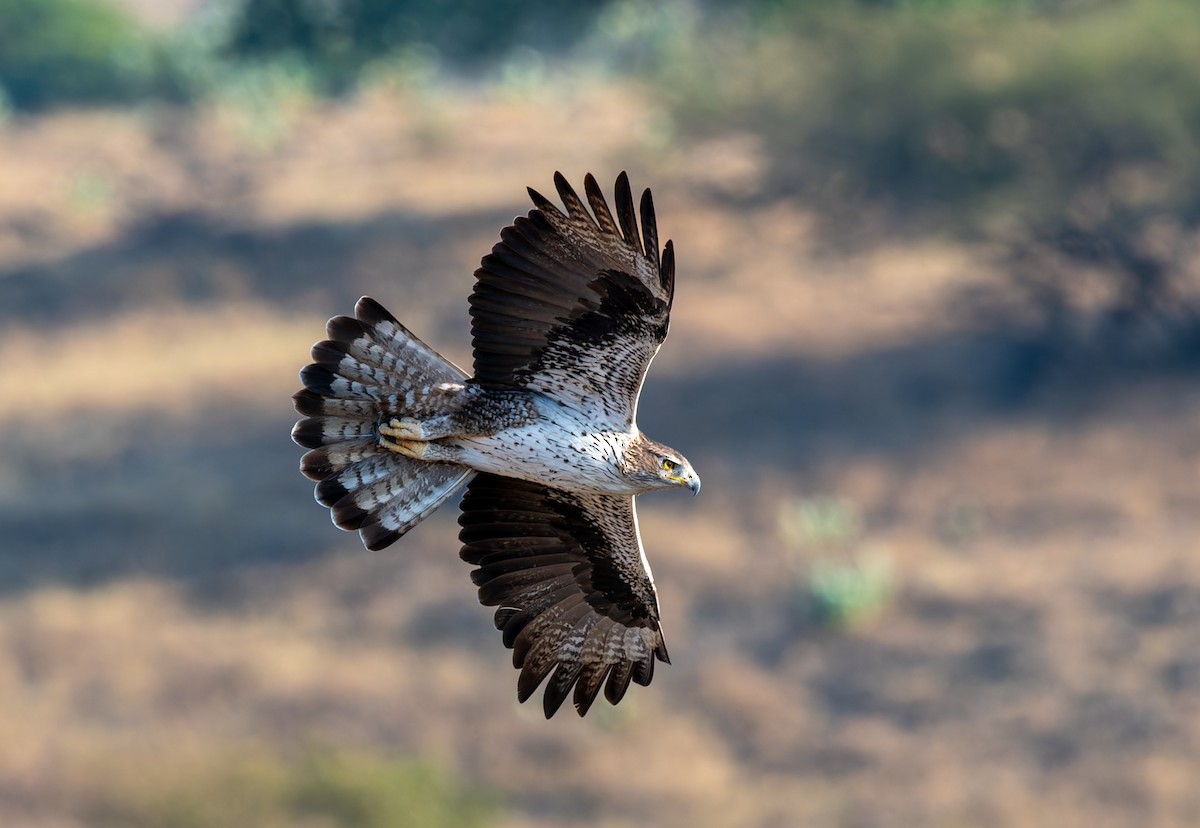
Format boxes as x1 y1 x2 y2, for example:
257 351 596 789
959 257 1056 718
1 209 1197 593
642 319 1200 477
0 206 520 342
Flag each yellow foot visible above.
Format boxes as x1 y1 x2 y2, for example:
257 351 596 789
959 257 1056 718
377 434 427 460
378 417 424 440
377 418 428 459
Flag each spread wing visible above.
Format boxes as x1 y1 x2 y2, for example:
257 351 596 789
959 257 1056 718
458 473 670 718
469 171 675 431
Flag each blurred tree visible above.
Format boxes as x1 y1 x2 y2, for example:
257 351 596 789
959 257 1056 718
660 0 1200 357
223 0 614 87
0 0 163 110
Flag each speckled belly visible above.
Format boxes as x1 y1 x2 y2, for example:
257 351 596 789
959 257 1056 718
443 397 638 495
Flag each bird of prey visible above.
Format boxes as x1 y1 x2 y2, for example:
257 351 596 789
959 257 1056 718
292 172 700 718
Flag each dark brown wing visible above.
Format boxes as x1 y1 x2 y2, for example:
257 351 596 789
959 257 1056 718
469 172 675 431
458 473 670 718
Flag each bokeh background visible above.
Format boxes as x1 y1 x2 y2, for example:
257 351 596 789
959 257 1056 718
2 0 1199 825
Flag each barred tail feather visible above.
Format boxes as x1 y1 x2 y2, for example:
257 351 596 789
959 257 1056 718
292 296 474 550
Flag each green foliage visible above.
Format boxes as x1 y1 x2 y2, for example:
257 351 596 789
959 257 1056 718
808 553 894 629
286 751 497 828
0 0 614 111
222 0 613 91
89 749 498 828
0 0 166 110
778 496 895 629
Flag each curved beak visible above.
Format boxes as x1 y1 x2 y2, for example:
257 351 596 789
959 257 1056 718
686 472 701 496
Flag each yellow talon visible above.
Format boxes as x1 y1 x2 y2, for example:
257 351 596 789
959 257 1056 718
377 418 428 459
377 434 427 459
378 417 423 440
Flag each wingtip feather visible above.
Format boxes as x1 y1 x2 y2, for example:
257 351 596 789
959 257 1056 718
542 661 583 719
516 659 555 704
661 238 676 301
604 660 635 706
552 171 595 226
354 295 399 329
527 185 558 217
640 186 659 270
572 662 612 717
613 171 642 255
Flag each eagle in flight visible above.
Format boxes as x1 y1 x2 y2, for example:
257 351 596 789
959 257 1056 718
292 172 699 718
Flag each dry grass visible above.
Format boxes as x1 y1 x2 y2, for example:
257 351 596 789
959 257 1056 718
0 304 314 426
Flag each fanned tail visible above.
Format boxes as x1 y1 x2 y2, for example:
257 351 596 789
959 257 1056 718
292 296 475 550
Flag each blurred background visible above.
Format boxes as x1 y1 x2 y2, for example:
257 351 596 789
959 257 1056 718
2 0 1199 825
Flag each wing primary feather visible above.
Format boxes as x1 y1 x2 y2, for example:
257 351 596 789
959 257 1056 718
583 173 619 235
639 187 659 271
552 170 598 229
572 661 613 717
604 660 635 705
525 186 563 220
543 660 585 719
493 606 521 630
632 654 656 687
613 171 642 255
501 608 533 648
661 238 676 305
517 656 558 703
510 591 584 664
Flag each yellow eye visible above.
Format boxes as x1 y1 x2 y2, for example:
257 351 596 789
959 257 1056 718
661 458 677 472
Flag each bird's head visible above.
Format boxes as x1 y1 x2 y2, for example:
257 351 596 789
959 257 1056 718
624 437 701 495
